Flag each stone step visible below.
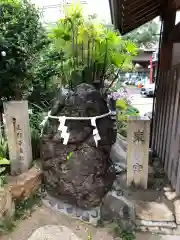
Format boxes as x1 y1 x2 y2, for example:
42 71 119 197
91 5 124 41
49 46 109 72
135 201 175 222
136 219 176 229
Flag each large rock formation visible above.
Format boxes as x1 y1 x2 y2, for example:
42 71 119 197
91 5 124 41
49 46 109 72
41 84 116 209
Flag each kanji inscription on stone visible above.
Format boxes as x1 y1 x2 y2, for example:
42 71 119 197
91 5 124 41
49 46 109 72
133 129 145 143
127 116 150 189
3 101 32 175
133 163 143 172
16 124 24 163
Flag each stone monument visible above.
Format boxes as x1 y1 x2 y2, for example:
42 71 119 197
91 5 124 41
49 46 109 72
127 116 150 189
41 84 116 209
3 101 32 175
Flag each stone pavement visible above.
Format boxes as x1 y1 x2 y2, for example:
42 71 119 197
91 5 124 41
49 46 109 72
151 235 180 240
136 233 180 240
26 226 180 240
0 206 114 240
1 205 180 240
127 87 153 115
27 225 81 240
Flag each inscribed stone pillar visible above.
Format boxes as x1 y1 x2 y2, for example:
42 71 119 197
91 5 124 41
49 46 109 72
127 116 150 189
3 101 32 175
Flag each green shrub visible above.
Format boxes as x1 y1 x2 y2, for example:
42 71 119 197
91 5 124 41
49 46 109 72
0 136 8 160
116 99 127 111
29 110 43 160
114 225 135 240
126 105 139 115
0 137 10 187
0 216 15 235
117 104 139 137
117 113 128 122
118 127 127 138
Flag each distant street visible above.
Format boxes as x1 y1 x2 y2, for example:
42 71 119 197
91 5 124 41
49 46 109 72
127 87 153 116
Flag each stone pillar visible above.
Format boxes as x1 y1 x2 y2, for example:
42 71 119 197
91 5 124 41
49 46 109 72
127 116 150 189
3 101 32 175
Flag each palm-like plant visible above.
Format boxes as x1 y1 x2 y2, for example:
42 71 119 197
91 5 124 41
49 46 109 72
48 3 137 90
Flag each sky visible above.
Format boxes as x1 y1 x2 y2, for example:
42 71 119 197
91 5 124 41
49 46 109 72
31 0 180 31
86 0 110 22
176 11 180 24
31 0 111 24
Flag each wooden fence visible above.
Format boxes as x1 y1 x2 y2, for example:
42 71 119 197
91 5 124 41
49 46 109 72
152 63 180 194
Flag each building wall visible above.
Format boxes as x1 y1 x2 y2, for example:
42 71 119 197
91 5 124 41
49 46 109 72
133 51 152 62
172 43 180 66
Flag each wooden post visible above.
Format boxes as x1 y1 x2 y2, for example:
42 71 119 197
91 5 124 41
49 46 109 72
160 0 176 71
127 116 150 189
3 101 32 175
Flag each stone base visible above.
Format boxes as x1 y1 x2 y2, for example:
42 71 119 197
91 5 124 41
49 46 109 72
42 193 100 226
7 166 42 201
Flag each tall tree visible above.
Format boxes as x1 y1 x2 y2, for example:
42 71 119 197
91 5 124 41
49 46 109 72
123 19 161 48
0 0 47 103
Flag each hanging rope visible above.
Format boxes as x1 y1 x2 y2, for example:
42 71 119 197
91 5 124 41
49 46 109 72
41 110 111 147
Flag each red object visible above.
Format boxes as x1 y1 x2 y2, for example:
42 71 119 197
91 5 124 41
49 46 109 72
150 55 153 84
138 82 142 88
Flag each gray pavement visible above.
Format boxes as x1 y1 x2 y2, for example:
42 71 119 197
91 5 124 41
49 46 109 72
151 235 180 240
136 232 180 239
127 87 153 115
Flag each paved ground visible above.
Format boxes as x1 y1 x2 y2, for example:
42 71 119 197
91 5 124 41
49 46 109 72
151 236 180 240
1 206 115 240
1 204 179 240
127 87 153 115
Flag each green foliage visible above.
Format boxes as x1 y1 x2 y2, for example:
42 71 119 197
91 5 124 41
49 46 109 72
114 225 135 240
44 3 137 88
0 191 42 235
28 44 62 108
0 216 15 235
15 191 42 220
117 103 139 138
0 137 10 187
66 152 73 161
123 20 160 48
116 99 127 111
126 105 139 115
0 136 8 160
0 0 47 106
87 231 92 240
29 109 44 160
